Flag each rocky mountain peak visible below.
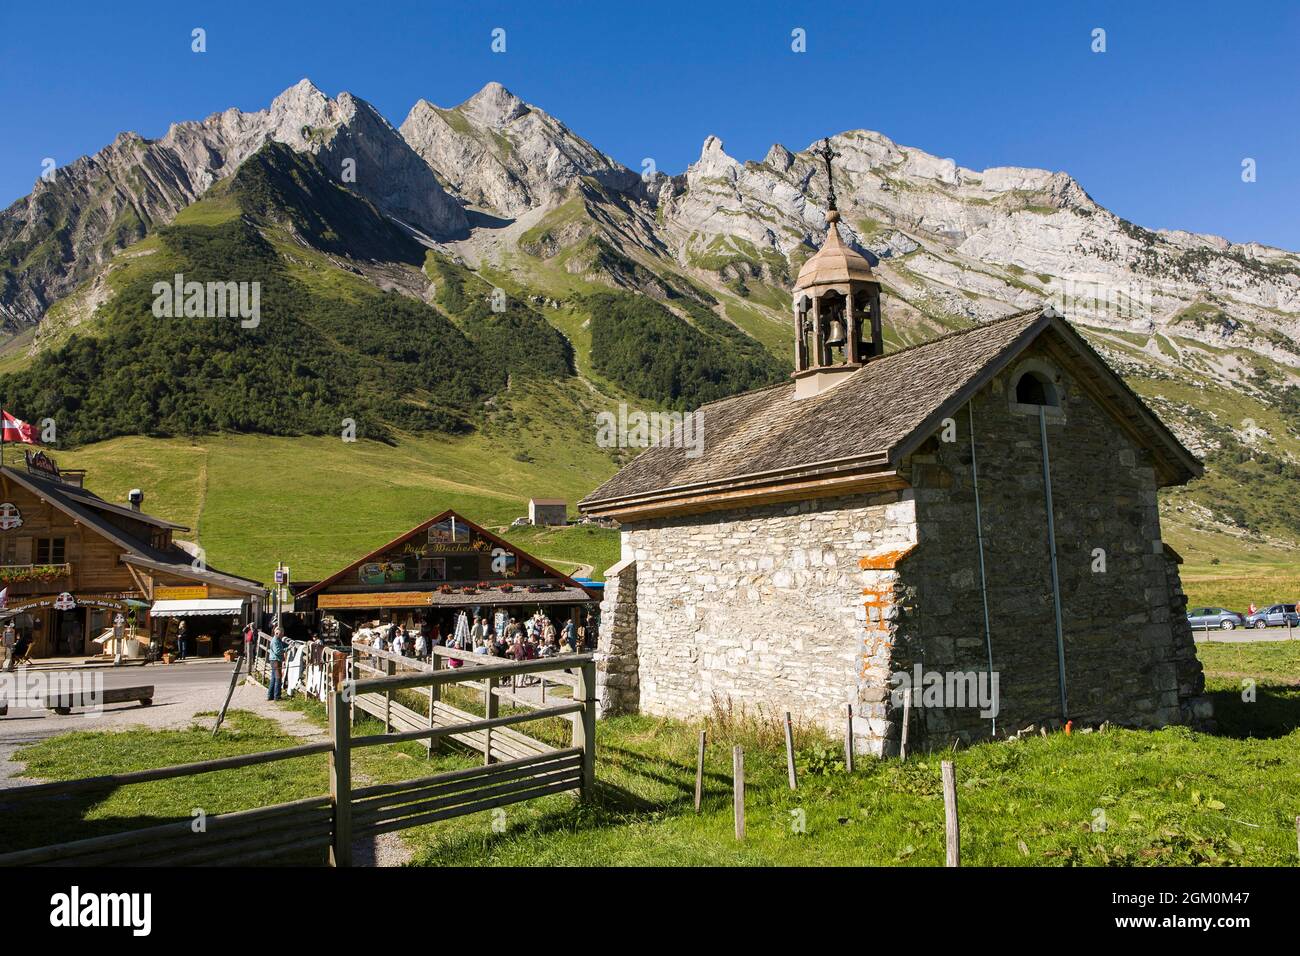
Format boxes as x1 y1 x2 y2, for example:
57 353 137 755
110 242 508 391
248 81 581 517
0 80 468 328
458 81 530 128
270 77 329 113
763 143 795 172
400 82 639 218
695 136 740 179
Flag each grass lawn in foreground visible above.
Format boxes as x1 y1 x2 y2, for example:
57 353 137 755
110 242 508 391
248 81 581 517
5 643 1297 866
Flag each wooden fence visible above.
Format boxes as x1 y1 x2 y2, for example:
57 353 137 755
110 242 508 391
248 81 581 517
0 744 335 866
327 642 596 866
0 638 595 867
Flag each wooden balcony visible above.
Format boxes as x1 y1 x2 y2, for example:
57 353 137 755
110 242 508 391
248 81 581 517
0 563 73 595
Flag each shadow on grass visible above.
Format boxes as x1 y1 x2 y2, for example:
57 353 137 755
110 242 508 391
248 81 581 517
0 795 327 865
596 742 739 809
1205 683 1300 739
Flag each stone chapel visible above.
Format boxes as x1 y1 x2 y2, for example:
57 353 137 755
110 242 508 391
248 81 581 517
579 154 1211 755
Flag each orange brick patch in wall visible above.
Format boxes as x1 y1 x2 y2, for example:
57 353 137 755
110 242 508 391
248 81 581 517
859 545 916 677
858 545 917 571
862 588 890 609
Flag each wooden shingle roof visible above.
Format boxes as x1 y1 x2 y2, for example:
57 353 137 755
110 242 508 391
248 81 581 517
579 308 1201 519
1 467 265 594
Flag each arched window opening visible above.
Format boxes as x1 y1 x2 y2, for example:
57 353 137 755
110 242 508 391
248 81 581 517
1015 371 1059 407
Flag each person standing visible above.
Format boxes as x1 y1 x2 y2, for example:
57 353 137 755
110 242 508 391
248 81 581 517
2 623 15 673
176 620 189 661
562 618 577 654
267 627 286 701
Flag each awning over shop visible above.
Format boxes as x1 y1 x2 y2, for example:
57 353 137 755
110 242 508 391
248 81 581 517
150 598 246 618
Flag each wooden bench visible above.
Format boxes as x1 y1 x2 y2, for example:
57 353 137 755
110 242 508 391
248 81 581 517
45 685 154 715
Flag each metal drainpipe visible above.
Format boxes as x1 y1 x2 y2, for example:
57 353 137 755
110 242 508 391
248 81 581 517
1039 406 1069 720
967 400 996 737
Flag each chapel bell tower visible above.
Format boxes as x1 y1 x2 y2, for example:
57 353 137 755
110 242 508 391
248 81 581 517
792 138 883 400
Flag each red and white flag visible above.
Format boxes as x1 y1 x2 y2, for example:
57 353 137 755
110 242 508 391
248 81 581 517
1 411 35 444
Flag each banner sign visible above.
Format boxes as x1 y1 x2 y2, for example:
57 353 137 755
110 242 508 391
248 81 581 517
426 517 490 552
155 586 209 601
24 450 61 481
317 592 436 610
3 594 131 615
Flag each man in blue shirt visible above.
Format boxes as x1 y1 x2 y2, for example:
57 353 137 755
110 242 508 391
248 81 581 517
267 627 286 701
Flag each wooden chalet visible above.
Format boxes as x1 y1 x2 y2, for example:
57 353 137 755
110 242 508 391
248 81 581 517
0 451 265 659
296 510 599 637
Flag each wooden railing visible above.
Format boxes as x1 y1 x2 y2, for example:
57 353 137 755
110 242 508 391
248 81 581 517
0 743 335 866
0 639 597 867
331 642 596 866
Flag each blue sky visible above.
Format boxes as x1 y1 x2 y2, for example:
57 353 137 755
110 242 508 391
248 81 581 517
2 0 1297 248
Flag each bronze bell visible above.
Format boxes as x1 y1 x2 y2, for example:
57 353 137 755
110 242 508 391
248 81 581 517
824 317 847 348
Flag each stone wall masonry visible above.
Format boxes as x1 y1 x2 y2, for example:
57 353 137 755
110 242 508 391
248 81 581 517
895 342 1210 748
1163 547 1212 726
859 547 917 754
608 491 917 751
596 557 639 717
594 340 1209 756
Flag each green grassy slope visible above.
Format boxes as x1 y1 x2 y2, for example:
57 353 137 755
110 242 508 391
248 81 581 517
55 385 621 583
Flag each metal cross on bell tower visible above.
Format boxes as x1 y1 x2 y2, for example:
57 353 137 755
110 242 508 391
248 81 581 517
815 137 840 211
790 135 885 399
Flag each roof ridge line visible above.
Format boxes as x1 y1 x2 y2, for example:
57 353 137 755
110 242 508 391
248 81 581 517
873 306 1045 362
693 305 1047 414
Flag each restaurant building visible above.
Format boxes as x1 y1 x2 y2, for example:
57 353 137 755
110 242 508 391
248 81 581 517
0 451 264 659
296 509 599 639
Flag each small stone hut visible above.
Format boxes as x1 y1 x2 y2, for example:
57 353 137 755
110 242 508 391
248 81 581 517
528 498 569 527
579 201 1211 755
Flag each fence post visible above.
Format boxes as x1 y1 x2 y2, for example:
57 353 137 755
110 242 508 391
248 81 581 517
942 760 959 867
573 660 597 801
900 694 912 762
384 657 394 733
844 704 855 773
483 676 498 766
784 712 797 790
694 730 706 812
328 689 352 868
211 658 243 737
733 746 745 841
426 653 441 759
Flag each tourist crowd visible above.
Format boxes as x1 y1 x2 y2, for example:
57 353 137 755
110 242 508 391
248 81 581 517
362 610 595 668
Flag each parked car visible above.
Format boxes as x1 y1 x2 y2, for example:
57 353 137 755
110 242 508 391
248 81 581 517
1186 607 1247 630
1246 603 1299 629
